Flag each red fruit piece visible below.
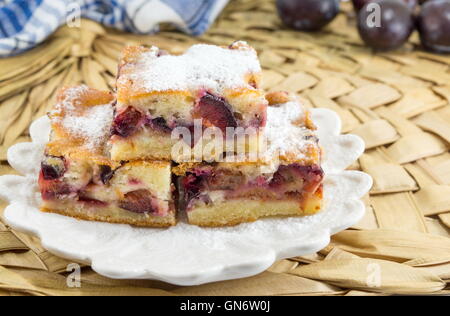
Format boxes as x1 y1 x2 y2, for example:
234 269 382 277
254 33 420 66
290 164 324 193
195 93 237 132
99 165 115 185
41 156 66 180
112 106 143 137
148 117 173 133
269 164 324 194
268 170 286 189
119 189 155 214
182 173 206 204
38 171 71 200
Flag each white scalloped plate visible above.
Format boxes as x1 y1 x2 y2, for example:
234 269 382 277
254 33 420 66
0 108 372 286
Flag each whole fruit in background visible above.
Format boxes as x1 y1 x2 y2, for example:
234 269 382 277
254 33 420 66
276 0 340 31
352 0 417 11
357 0 414 50
417 0 450 53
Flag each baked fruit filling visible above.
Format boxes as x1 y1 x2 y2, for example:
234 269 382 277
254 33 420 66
39 156 170 217
111 92 266 143
180 163 324 213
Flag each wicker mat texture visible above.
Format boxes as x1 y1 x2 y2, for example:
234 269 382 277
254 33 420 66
0 0 449 296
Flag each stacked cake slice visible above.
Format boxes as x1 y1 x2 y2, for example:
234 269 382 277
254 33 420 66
38 41 324 228
111 41 267 162
39 86 176 227
174 92 324 227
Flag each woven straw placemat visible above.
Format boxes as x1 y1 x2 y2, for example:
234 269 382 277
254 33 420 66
0 0 449 296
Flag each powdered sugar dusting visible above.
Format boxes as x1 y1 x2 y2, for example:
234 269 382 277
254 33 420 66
264 100 316 161
125 43 261 93
61 105 113 150
52 85 89 114
51 86 113 151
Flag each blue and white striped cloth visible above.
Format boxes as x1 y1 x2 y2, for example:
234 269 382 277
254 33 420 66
0 0 229 57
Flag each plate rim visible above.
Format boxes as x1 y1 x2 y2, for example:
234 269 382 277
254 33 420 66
0 109 372 285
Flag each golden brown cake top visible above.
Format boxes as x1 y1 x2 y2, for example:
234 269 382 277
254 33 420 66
117 41 262 101
46 85 115 165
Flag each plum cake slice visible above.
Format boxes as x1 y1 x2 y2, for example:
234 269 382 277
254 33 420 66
38 86 176 227
173 92 324 227
111 41 268 162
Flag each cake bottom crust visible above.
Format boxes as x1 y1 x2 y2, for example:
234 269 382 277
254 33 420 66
187 193 322 227
41 203 176 228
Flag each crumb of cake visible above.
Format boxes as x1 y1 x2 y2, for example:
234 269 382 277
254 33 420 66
228 40 255 51
265 91 292 106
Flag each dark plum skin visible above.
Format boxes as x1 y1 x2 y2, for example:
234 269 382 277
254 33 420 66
41 163 63 180
39 156 70 200
195 93 237 132
182 164 324 208
112 106 143 137
119 189 155 214
276 0 340 31
417 0 450 53
357 0 414 51
269 164 324 193
182 173 205 205
41 156 66 180
38 171 71 200
99 165 115 185
352 0 417 11
148 117 173 133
